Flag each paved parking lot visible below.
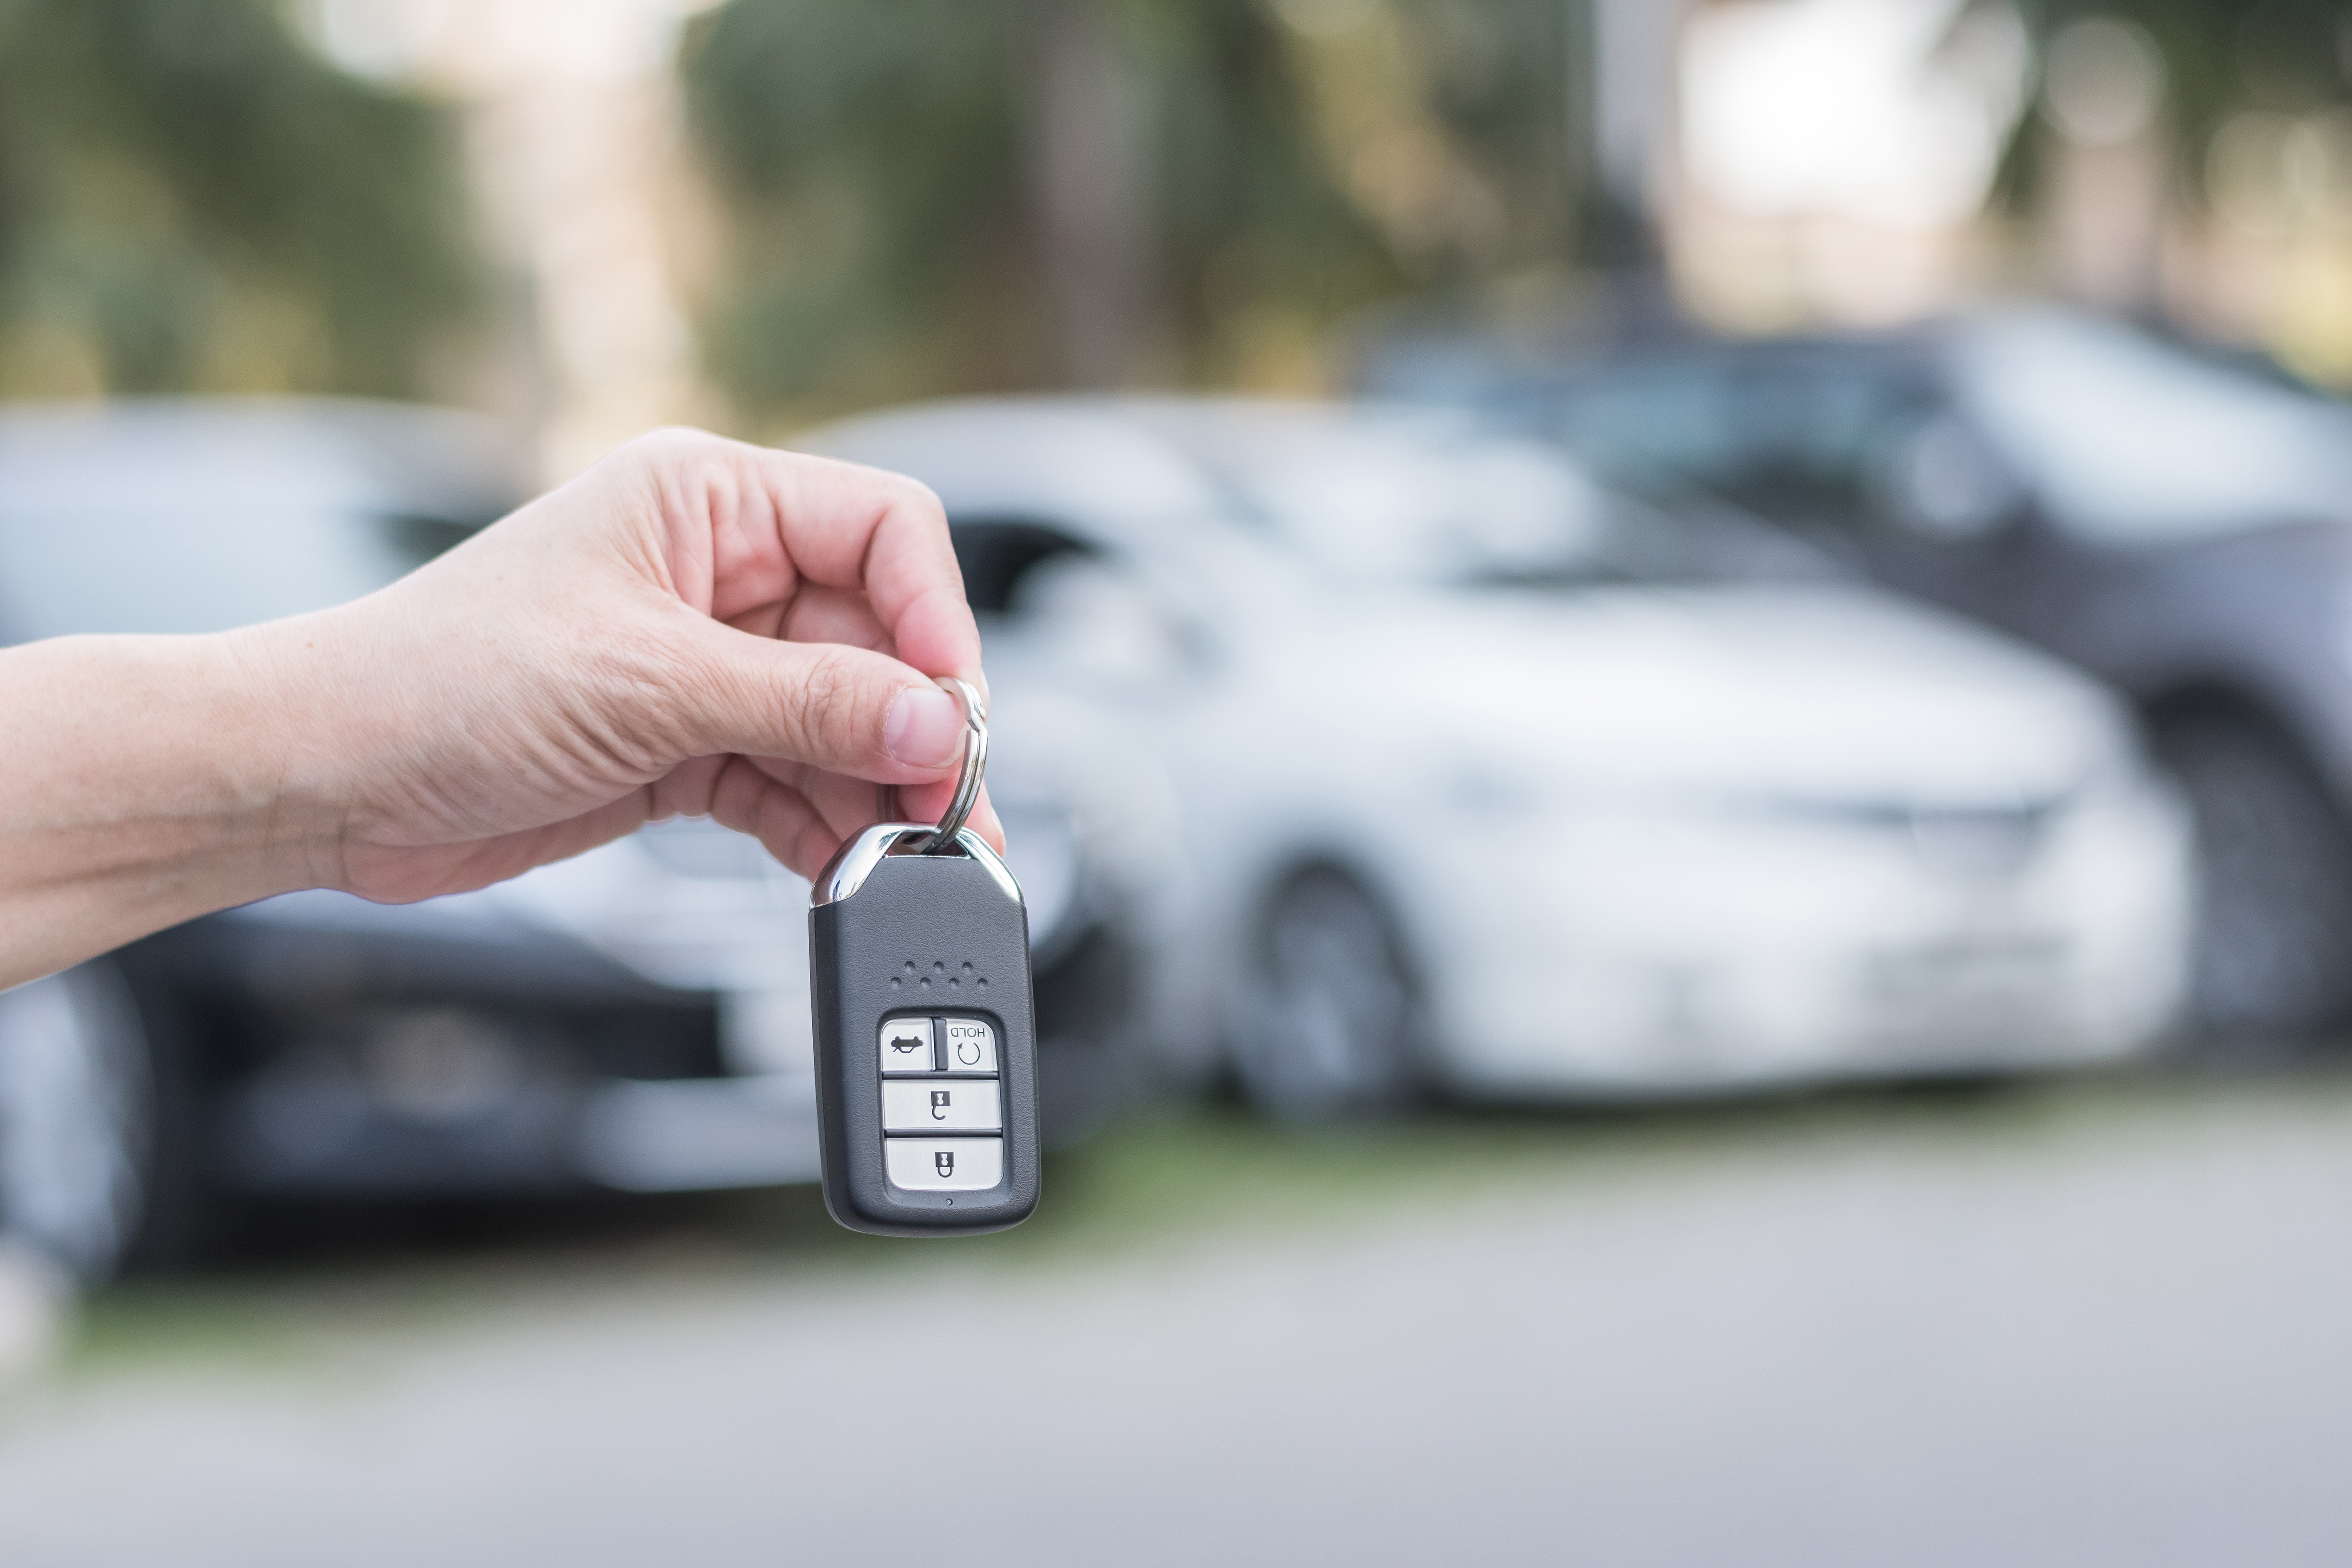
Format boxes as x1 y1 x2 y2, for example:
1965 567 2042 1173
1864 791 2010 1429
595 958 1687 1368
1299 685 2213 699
4 1074 2352 1567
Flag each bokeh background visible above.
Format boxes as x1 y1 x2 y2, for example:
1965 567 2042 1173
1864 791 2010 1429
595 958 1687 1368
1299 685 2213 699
7 3 2352 1565
32 0 2352 464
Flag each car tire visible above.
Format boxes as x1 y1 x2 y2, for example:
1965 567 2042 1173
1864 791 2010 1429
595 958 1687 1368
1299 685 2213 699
2155 710 2352 1049
0 963 157 1282
1231 870 1424 1121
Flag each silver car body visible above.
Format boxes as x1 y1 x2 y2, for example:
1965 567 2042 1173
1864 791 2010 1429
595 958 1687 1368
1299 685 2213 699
809 397 2193 1096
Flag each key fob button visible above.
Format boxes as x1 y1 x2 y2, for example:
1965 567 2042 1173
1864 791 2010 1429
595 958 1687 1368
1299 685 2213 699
884 1137 1004 1192
878 1017 937 1075
882 1078 1002 1133
942 1017 997 1073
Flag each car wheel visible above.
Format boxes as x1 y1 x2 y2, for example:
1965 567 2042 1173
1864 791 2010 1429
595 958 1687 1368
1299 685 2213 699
0 963 155 1282
1231 871 1423 1121
2156 710 2352 1048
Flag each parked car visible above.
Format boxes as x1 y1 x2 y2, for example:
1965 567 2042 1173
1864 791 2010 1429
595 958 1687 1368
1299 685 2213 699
1457 307 2352 1044
805 397 2193 1118
0 400 1152 1279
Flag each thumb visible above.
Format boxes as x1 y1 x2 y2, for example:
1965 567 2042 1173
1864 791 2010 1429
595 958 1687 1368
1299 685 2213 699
678 617 971 784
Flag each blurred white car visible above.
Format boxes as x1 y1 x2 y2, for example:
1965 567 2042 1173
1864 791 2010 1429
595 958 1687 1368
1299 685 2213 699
809 398 2194 1115
0 400 1152 1279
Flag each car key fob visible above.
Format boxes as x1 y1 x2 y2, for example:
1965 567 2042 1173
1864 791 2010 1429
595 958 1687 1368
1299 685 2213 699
808 680 1039 1236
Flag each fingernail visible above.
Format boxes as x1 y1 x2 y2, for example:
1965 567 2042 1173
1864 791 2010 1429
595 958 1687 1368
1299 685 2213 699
885 686 964 769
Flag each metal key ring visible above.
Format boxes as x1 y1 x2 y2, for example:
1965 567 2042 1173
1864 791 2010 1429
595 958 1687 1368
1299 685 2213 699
917 676 987 854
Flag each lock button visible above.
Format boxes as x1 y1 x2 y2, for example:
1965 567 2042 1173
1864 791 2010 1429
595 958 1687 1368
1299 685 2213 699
884 1137 1004 1192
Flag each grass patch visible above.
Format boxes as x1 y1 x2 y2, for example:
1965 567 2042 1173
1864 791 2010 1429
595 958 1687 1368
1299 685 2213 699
71 1282 317 1377
56 1064 2352 1374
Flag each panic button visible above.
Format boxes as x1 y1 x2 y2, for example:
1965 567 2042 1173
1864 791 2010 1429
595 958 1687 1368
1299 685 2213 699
941 1018 997 1073
885 1137 1003 1192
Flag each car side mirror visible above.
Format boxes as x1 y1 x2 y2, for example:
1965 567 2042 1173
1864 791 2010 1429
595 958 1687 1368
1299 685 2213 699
1876 416 2026 541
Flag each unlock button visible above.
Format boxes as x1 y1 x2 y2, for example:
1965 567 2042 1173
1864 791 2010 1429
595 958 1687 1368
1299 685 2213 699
882 1078 1002 1133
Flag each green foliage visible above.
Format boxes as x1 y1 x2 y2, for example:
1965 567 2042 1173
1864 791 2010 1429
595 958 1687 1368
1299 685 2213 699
1396 0 1578 273
681 0 1413 421
1132 3 1401 354
2006 0 2352 207
0 0 484 399
683 0 1041 412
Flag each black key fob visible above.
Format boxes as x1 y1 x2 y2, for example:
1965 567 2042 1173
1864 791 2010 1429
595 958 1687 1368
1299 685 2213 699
808 681 1038 1236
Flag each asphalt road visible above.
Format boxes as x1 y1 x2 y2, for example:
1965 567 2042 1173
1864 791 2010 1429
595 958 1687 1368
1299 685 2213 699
3 1075 2352 1567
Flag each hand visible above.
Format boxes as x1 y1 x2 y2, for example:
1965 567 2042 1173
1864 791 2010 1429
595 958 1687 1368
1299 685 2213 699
270 428 1001 900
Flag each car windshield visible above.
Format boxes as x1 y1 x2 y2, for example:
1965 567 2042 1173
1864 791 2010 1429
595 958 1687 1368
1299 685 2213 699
1956 313 2352 544
1155 405 1834 588
1147 407 1615 586
0 506 475 642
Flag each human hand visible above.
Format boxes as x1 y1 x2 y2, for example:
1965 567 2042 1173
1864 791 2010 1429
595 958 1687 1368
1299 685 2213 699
265 428 1000 902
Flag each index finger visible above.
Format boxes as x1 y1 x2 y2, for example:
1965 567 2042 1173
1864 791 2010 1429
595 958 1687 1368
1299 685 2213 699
664 439 982 686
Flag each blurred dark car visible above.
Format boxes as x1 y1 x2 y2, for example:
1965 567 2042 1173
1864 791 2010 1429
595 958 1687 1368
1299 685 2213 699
1466 307 2352 1045
0 400 1151 1280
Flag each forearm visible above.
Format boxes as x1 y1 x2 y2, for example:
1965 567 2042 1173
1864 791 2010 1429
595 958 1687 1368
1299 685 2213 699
0 628 331 987
0 432 992 989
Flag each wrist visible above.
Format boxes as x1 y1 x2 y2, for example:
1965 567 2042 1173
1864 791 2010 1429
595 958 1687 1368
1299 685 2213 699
210 615 355 892
0 626 339 986
92 625 342 901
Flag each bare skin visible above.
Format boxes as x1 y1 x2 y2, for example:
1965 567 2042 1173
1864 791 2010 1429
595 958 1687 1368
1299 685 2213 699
0 428 1001 990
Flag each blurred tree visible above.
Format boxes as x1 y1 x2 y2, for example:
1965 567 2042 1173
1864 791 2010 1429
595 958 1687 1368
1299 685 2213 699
1277 0 1583 278
1394 0 1579 271
685 0 1397 417
2002 0 2352 204
682 0 1585 423
0 0 482 400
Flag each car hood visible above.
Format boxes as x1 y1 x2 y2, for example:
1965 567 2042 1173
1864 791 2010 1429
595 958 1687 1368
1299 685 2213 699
1319 585 2129 808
